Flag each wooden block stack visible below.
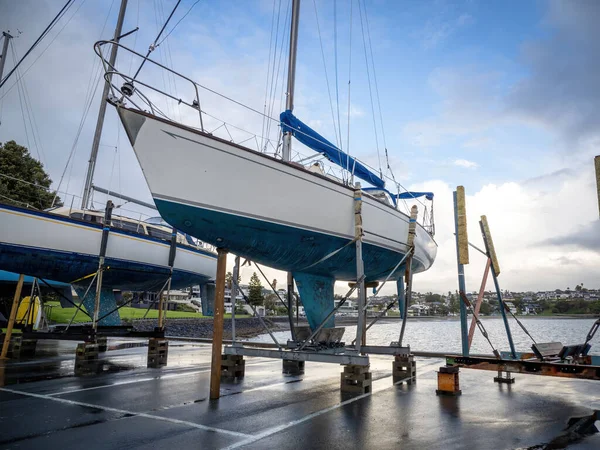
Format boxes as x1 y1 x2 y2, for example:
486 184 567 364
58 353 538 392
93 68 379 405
436 365 462 396
0 336 37 359
340 364 372 394
393 354 416 385
75 342 99 376
221 354 245 378
282 359 305 375
147 338 169 368
97 336 108 353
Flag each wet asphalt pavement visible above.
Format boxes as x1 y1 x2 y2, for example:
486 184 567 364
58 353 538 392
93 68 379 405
1 339 599 449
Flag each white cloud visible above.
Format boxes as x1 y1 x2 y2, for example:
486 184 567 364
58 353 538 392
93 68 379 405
453 159 478 169
417 12 475 49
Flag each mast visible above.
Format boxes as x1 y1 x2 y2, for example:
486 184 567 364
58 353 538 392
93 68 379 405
81 0 128 209
281 0 300 162
0 31 13 85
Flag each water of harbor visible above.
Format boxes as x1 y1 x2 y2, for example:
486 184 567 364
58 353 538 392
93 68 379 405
248 317 600 355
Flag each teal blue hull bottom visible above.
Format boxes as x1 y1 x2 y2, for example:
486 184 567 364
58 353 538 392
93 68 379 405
154 198 423 330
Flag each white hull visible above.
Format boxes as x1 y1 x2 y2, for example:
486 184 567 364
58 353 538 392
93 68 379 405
0 203 216 289
118 107 437 279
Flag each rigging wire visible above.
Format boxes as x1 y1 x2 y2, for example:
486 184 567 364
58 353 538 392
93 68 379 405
53 0 116 206
275 3 292 126
156 0 202 47
10 40 47 167
345 0 354 175
0 0 77 88
153 0 172 118
357 0 382 178
131 0 181 80
160 1 183 123
264 0 286 149
362 0 390 169
333 0 343 152
0 0 87 102
312 0 341 149
260 0 279 152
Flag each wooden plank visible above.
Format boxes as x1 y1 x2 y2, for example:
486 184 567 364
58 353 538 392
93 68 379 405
480 215 500 275
1 274 25 359
456 186 469 265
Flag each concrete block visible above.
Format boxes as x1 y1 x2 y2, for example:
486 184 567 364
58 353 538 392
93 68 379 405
283 359 305 376
75 342 99 376
341 364 372 394
221 354 245 378
147 338 169 368
393 354 416 385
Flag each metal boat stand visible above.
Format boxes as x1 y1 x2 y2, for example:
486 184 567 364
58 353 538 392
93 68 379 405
437 185 600 394
208 184 422 398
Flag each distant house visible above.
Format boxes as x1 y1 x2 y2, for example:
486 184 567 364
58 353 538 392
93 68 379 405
408 304 429 316
504 302 518 314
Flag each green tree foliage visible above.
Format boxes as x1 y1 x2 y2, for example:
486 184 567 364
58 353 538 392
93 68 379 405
248 272 264 307
225 271 241 290
448 292 460 313
479 302 492 315
263 293 279 313
424 292 442 303
0 141 61 208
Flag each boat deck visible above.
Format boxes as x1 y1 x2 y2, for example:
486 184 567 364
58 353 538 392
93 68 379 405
1 339 599 449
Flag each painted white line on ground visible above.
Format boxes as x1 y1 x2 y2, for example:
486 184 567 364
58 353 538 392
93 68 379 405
0 387 251 439
222 364 439 449
44 358 279 396
46 369 210 396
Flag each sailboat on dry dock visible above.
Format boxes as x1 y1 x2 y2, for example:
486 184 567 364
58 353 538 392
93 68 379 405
0 1 217 326
100 0 437 329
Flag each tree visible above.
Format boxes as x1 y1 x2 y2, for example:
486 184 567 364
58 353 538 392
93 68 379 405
263 293 279 313
479 302 491 315
225 271 241 290
424 293 442 303
0 141 61 208
448 292 459 313
248 272 264 307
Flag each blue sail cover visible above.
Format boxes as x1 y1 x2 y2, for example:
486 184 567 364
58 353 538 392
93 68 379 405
396 191 434 201
280 110 385 189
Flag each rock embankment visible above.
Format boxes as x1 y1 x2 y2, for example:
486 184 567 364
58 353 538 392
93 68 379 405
132 317 278 339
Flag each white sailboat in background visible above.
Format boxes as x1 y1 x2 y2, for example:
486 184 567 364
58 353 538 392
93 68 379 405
0 0 217 325
98 0 437 329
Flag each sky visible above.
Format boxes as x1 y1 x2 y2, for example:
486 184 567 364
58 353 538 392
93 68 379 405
0 0 599 296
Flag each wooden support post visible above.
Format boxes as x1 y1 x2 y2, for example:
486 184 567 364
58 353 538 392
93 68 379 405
480 217 516 358
454 187 470 356
210 248 228 400
354 184 367 352
1 274 24 360
468 258 491 348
